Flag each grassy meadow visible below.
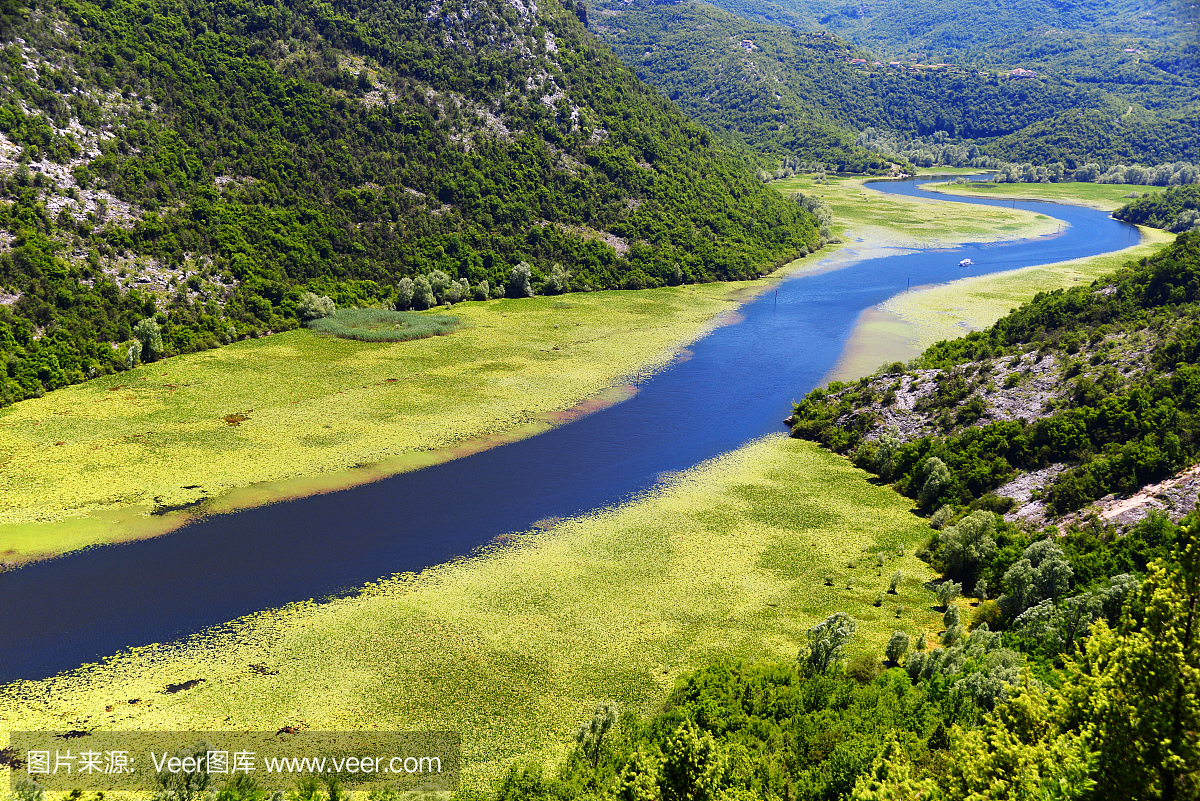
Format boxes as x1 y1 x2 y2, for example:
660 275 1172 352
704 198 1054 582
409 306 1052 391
923 180 1164 211
0 280 796 564
771 175 1060 249
874 226 1177 353
0 435 941 792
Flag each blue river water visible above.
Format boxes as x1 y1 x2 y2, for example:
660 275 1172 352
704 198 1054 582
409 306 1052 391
0 177 1142 682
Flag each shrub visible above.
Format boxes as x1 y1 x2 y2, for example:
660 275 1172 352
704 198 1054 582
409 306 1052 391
846 651 882 684
473 280 490 301
428 269 451 304
394 277 414 310
799 612 856 675
918 457 952 508
412 275 435 310
297 291 336 320
874 592 884 607
937 581 962 608
889 571 903 593
508 261 534 298
134 317 164 360
885 631 911 664
126 340 142 368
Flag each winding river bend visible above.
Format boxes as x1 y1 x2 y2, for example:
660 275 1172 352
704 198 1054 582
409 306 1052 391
2 178 1142 682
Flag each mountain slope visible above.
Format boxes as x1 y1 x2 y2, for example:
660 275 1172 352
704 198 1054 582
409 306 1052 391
789 230 1200 527
593 1 1200 168
0 0 819 405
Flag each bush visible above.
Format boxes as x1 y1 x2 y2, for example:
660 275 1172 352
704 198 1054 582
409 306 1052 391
305 308 461 342
937 581 962 608
846 651 882 684
889 571 903 593
297 291 336 320
134 317 164 360
508 261 534 298
412 275 435 310
394 277 415 310
885 631 911 665
473 280 490 301
799 612 856 675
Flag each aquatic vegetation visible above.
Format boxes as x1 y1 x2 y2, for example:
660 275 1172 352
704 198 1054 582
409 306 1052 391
0 279 789 561
0 436 940 792
305 309 462 342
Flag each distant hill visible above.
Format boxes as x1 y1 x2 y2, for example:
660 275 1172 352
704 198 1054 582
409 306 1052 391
0 0 820 405
593 0 1200 168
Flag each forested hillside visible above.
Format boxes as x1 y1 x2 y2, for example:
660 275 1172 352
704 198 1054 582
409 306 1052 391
790 231 1200 524
1115 185 1200 231
594 1 1200 170
0 0 820 405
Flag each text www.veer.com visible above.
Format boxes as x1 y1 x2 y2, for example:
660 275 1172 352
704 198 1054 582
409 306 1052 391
262 756 442 774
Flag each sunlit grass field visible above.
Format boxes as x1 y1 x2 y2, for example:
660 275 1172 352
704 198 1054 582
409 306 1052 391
771 175 1060 248
876 227 1176 351
923 180 1164 211
0 281 791 563
0 436 941 792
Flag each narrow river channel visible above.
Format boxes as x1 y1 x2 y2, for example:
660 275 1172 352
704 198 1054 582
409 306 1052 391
1 177 1142 682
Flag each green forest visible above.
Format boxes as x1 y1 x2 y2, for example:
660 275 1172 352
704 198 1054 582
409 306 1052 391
594 1 1200 171
469 515 1198 800
0 0 821 406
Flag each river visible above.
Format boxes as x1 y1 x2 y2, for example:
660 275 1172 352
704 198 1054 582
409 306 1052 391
0 177 1142 682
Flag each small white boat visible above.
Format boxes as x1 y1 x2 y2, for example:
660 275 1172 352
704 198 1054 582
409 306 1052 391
959 258 974 267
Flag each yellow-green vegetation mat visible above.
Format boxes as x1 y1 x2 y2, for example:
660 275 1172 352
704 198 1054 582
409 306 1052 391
0 435 940 792
0 282 787 561
878 226 1177 352
772 175 1060 248
923 180 1163 212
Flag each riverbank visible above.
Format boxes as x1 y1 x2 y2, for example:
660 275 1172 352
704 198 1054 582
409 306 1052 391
827 225 1174 380
772 175 1061 249
2 276 820 567
0 435 940 792
920 180 1160 211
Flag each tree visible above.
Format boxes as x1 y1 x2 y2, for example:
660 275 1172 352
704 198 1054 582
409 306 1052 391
946 683 1096 801
918 457 952 508
849 736 937 801
474 280 490 301
134 317 164 361
1002 538 1074 618
394 277 414 310
885 631 911 665
297 291 335 320
800 612 857 675
660 720 728 801
1062 527 1200 800
412 275 435 310
576 703 618 769
889 571 903 593
543 263 570 295
938 510 997 584
508 261 534 298
428 270 451 305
